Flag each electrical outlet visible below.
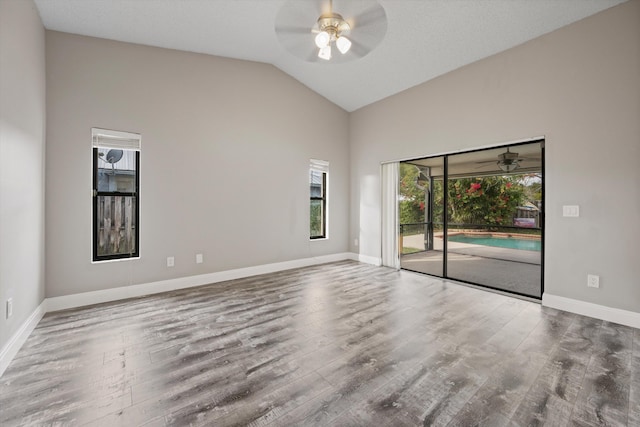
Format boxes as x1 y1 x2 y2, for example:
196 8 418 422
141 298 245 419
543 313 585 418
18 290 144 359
196 253 203 264
354 238 359 246
587 274 600 288
167 256 175 267
6 298 13 319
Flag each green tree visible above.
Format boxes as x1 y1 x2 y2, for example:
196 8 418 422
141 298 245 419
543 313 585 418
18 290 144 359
399 164 425 225
437 176 524 225
310 202 322 236
400 164 528 227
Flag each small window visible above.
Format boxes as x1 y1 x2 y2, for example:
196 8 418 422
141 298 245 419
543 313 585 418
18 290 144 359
92 128 141 261
310 159 328 239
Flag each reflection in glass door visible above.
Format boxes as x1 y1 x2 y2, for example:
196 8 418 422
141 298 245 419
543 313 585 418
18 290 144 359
399 158 444 277
399 141 544 299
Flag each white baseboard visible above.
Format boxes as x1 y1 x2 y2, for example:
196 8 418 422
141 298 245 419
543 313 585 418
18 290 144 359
46 252 356 312
543 293 640 329
0 301 46 377
355 254 382 266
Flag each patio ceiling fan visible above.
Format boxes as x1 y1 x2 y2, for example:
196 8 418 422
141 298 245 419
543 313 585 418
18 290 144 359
476 148 539 172
275 0 387 63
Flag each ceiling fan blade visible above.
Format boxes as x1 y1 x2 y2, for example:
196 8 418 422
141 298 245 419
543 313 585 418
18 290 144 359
275 0 321 60
275 0 323 32
306 49 321 63
343 2 387 58
475 164 497 170
275 25 313 36
279 39 317 60
350 4 387 29
347 39 370 58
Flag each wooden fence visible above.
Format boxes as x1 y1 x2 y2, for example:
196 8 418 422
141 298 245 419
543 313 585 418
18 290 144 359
97 195 136 256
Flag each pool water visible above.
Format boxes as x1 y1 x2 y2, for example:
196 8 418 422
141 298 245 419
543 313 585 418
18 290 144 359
448 234 541 251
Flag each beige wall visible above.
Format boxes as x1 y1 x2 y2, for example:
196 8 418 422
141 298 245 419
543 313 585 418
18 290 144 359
45 32 350 297
0 0 46 351
350 1 640 312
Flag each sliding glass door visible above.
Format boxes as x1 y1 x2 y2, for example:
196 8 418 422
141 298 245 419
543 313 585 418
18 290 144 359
399 141 544 299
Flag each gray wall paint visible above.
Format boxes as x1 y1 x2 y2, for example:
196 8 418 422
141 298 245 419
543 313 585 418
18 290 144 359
350 1 640 313
45 32 350 297
5 0 637 329
0 0 46 351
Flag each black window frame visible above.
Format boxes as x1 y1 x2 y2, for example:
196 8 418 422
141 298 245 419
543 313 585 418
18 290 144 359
92 147 140 261
310 169 327 239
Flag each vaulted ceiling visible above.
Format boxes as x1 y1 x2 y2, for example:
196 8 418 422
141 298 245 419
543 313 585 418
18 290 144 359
34 0 626 112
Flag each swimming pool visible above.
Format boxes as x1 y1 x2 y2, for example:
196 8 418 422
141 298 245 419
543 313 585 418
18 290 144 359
448 234 541 251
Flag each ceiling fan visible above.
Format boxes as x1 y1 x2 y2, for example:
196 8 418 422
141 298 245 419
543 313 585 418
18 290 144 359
476 148 539 172
275 0 387 63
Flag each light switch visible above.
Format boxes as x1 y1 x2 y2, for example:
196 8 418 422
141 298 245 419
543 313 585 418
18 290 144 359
563 205 579 217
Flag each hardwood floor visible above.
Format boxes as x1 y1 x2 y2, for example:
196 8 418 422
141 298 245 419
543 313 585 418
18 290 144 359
1 261 638 426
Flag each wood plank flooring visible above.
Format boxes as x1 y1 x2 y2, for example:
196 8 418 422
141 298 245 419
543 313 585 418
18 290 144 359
0 260 637 426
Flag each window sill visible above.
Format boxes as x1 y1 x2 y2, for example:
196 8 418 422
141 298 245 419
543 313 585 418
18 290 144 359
91 256 141 264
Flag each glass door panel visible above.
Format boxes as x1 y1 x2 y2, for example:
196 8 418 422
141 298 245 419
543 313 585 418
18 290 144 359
399 158 444 277
445 143 543 298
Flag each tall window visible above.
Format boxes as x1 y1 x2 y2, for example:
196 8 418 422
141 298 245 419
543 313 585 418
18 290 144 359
310 159 329 239
92 128 140 261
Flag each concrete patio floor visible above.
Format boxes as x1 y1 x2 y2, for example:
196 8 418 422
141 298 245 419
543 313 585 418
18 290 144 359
401 234 542 298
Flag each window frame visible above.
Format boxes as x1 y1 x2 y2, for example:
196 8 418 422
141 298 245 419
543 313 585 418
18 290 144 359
310 160 329 240
92 128 141 262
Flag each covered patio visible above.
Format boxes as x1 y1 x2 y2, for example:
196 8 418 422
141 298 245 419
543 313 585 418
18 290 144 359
400 233 542 298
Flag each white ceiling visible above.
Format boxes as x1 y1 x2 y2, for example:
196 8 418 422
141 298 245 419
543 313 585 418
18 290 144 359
33 0 626 112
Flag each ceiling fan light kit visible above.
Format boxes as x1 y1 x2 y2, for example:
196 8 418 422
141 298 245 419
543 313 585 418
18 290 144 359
314 12 352 59
498 161 519 172
336 34 352 54
318 44 332 60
